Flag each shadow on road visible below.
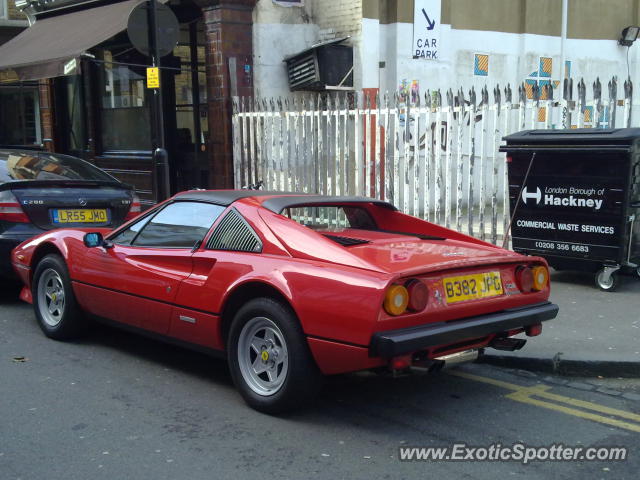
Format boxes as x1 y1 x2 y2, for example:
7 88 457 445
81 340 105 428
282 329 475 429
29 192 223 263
75 322 233 386
551 269 640 293
0 283 23 304
69 319 451 420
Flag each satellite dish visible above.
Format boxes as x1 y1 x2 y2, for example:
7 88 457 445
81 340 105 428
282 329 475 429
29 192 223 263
127 1 180 57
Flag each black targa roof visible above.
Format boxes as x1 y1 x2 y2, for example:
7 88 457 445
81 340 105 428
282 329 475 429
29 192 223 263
173 190 397 212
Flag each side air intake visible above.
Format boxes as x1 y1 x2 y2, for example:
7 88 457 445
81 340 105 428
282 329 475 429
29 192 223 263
207 209 262 252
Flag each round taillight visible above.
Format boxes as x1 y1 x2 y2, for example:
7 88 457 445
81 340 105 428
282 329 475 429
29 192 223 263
384 284 409 316
406 279 429 312
515 266 534 293
531 265 549 291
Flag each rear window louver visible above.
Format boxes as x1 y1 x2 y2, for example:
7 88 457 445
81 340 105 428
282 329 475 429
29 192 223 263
207 209 262 252
322 234 370 247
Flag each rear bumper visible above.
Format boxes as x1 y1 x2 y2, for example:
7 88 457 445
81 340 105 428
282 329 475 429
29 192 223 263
0 234 33 279
370 302 559 357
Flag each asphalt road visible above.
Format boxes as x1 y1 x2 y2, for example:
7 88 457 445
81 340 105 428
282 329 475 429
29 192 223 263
1 289 639 480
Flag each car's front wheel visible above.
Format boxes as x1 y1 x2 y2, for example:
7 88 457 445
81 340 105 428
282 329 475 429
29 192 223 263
32 254 86 340
227 297 323 414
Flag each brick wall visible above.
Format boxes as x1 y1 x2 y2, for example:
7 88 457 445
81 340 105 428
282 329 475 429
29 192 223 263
203 1 256 188
310 0 362 41
7 0 26 20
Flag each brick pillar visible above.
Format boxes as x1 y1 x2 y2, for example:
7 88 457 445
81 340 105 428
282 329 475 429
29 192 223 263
199 0 256 189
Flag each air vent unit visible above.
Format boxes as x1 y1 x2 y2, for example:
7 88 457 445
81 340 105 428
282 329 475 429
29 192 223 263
284 37 353 92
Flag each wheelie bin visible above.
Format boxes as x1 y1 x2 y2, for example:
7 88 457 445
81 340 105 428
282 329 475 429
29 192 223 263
500 128 640 291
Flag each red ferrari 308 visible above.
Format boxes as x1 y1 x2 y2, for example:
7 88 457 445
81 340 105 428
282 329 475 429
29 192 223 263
12 191 558 413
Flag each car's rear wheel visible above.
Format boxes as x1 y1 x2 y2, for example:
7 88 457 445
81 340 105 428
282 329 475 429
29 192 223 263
33 254 85 339
227 297 323 414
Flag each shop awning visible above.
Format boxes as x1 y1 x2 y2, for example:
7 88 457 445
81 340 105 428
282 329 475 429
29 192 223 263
0 0 144 82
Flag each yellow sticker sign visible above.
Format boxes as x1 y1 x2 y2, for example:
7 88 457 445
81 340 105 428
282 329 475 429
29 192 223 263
146 67 160 88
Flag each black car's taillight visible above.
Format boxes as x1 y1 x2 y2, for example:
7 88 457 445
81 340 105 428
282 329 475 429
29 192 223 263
124 193 142 221
0 191 29 223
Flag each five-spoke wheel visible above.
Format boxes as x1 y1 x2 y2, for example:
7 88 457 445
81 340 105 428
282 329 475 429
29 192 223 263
33 254 85 339
228 298 322 414
237 316 289 396
37 268 66 327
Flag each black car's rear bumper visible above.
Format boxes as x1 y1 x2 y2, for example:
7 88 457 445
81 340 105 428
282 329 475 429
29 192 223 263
370 302 559 357
0 230 37 279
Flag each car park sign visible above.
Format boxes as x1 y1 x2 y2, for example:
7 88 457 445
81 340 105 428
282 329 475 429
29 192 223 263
413 0 441 60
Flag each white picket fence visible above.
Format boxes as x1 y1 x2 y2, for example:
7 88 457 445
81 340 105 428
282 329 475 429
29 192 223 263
232 76 634 244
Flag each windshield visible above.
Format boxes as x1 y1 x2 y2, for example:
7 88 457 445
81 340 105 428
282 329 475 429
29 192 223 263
0 150 118 183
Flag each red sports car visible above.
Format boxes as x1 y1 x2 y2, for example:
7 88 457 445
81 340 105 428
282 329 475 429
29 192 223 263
12 191 558 413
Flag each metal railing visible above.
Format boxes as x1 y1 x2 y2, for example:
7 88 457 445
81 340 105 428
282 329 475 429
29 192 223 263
232 76 634 244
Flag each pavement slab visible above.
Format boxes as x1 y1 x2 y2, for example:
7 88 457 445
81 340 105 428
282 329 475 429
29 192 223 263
482 269 640 377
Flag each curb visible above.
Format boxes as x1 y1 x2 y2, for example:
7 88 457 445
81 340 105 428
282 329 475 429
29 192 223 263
479 353 640 378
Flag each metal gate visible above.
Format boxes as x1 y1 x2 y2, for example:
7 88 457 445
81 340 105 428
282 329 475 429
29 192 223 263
232 76 634 244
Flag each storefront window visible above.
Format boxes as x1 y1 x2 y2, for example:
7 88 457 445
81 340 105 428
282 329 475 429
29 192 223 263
99 49 151 151
0 84 41 146
174 43 207 149
62 75 85 155
171 21 209 190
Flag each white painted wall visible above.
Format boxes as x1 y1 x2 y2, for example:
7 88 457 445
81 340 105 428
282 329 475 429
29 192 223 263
369 18 639 105
253 0 364 98
252 0 318 98
253 0 639 119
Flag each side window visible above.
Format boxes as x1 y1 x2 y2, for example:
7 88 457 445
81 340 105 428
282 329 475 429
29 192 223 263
110 210 155 245
207 208 262 252
132 201 225 248
115 201 224 248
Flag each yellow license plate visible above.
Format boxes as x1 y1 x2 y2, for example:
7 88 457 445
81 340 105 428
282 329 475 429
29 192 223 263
53 209 108 224
443 271 503 304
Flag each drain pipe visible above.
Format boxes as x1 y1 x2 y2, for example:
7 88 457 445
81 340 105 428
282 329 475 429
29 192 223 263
560 0 568 81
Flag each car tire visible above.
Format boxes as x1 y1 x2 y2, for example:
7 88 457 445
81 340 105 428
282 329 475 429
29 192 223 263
227 297 323 414
32 254 86 340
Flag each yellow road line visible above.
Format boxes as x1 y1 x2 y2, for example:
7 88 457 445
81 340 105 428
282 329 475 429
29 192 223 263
449 370 640 433
449 370 523 391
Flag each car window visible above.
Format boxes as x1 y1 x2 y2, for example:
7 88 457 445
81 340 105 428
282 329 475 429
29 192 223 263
0 150 117 183
130 201 225 248
283 205 377 230
110 210 155 245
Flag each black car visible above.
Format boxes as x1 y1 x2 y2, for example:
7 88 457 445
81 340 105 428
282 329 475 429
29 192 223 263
0 149 140 280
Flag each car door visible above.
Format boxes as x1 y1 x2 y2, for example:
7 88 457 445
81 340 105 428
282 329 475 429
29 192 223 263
73 201 225 334
169 207 264 349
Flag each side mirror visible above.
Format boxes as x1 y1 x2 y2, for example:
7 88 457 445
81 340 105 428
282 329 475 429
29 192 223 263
83 232 112 248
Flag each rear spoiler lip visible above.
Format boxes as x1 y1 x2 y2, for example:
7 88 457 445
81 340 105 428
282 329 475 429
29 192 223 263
0 179 133 191
386 254 545 278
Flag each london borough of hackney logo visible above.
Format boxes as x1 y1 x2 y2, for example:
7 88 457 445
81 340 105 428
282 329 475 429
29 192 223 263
521 186 604 210
521 187 542 205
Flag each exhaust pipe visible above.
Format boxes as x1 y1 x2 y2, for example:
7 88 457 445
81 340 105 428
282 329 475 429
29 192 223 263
489 337 527 351
434 349 480 368
411 349 480 373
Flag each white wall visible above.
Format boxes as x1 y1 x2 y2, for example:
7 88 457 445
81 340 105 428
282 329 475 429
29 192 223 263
253 0 318 98
253 0 363 98
369 19 639 104
253 0 639 112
